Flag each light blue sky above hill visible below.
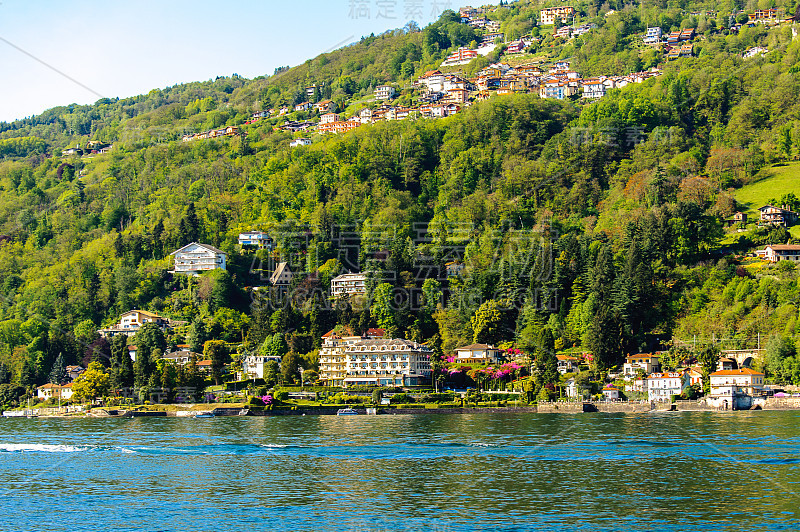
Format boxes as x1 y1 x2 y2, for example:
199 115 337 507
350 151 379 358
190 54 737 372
0 0 444 122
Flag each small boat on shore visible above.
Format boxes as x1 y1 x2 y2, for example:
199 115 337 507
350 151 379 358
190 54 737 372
336 408 358 416
194 412 215 418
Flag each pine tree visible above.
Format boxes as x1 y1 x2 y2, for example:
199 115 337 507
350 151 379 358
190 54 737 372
152 219 164 259
49 353 67 385
183 202 200 243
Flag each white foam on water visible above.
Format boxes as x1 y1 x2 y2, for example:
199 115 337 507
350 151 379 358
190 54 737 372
0 443 88 453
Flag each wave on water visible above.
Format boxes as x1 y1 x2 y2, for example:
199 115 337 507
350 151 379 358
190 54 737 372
0 443 89 453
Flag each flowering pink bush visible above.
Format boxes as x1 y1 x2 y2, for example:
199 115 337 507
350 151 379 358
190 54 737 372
261 395 273 405
446 356 455 363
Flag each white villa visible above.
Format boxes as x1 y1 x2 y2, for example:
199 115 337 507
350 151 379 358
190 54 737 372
241 354 282 380
37 383 74 401
647 371 690 402
98 310 173 338
709 368 765 398
171 242 226 275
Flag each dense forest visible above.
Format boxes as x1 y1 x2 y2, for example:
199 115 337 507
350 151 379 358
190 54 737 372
1 0 800 404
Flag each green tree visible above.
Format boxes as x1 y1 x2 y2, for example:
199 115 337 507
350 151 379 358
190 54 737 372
110 334 134 389
371 283 398 335
281 351 301 384
697 344 721 394
72 361 111 402
133 324 166 387
471 299 505 345
203 340 228 385
187 319 208 353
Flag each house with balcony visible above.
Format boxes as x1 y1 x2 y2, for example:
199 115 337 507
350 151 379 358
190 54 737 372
170 242 227 275
759 204 799 226
623 353 661 379
540 6 575 25
709 368 764 397
344 338 432 387
319 326 385 386
453 344 502 364
647 371 690 402
330 272 369 297
375 85 396 100
238 231 273 249
98 310 174 338
441 47 479 66
556 354 580 374
759 244 800 263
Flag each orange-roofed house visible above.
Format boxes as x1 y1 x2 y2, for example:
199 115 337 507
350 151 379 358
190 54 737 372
602 386 620 400
556 354 579 374
709 368 764 398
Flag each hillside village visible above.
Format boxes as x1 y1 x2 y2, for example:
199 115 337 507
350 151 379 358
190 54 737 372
158 3 800 150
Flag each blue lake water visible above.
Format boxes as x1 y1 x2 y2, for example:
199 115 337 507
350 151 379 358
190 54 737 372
1 411 799 531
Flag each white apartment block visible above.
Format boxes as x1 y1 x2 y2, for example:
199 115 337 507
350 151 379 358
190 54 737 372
344 338 432 387
319 327 385 386
330 272 369 297
171 242 226 275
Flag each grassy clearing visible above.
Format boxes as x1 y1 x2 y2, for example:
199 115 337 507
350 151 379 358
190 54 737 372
735 161 800 214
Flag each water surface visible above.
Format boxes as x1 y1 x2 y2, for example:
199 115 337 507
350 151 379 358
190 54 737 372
1 411 798 531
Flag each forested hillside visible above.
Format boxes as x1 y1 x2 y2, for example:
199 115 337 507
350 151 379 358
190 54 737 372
2 0 800 400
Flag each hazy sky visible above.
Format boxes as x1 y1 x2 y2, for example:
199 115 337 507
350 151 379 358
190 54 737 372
0 0 447 122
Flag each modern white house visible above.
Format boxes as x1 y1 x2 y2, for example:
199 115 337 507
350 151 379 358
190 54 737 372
238 231 273 249
453 344 503 364
289 138 312 147
647 371 690 402
344 338 432 387
330 272 369 297
643 27 662 44
170 242 227 275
